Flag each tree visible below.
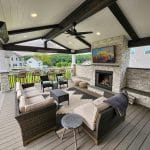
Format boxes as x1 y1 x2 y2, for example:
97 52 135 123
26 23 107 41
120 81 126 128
34 53 52 66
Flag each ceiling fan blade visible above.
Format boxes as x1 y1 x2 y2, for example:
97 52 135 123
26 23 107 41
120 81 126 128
76 35 85 38
76 31 93 35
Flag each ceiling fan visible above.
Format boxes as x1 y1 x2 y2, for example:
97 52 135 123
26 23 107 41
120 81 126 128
66 22 93 38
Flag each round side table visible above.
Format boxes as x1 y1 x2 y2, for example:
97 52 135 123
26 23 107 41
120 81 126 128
61 114 83 150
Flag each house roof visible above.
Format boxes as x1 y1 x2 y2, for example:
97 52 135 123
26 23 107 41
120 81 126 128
27 57 42 62
1 0 150 53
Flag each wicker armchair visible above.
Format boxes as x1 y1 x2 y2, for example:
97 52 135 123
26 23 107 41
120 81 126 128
15 83 57 146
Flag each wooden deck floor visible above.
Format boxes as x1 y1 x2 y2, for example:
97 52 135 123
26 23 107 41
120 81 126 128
0 91 150 150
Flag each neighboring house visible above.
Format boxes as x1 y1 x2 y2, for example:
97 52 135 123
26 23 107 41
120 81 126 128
5 52 25 70
129 46 150 68
26 57 43 68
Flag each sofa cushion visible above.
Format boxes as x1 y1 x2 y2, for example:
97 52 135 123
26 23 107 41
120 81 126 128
19 96 26 113
74 103 98 131
25 98 54 112
25 90 41 98
26 95 45 105
93 96 110 112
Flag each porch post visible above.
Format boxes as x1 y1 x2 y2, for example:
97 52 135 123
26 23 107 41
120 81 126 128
71 54 76 76
0 46 10 92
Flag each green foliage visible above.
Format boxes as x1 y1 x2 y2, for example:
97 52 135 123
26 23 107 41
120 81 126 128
76 54 91 64
34 53 51 66
23 53 92 67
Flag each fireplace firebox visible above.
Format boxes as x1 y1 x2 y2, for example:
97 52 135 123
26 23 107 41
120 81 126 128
95 70 113 90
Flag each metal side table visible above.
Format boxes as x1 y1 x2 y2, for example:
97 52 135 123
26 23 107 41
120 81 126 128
61 114 83 150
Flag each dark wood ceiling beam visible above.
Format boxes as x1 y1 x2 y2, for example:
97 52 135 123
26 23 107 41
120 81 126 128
8 24 60 35
108 2 139 40
44 0 117 40
3 44 71 54
75 48 91 54
128 37 150 48
7 37 42 45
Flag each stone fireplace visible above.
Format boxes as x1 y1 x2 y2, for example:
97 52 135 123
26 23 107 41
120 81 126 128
75 35 130 93
95 70 113 90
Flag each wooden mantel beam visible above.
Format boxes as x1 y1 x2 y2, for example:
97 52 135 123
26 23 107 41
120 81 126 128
44 0 117 41
3 44 71 54
108 2 139 40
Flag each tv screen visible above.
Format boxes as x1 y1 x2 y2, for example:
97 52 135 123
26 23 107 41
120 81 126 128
92 46 115 63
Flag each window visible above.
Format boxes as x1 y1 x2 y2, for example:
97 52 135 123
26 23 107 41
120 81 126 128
144 46 150 54
130 48 135 54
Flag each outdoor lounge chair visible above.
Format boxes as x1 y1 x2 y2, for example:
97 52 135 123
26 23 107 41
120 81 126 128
40 75 57 92
56 73 68 88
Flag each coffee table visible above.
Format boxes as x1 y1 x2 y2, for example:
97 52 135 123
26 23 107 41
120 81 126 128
50 89 69 108
61 114 83 150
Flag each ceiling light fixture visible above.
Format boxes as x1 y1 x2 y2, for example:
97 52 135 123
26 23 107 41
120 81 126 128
23 35 27 38
31 13 38 18
96 32 101 36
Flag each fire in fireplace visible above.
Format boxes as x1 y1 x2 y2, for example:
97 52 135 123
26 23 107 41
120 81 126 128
95 70 113 90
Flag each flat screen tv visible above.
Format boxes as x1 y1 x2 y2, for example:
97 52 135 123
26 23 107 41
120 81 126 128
92 46 115 63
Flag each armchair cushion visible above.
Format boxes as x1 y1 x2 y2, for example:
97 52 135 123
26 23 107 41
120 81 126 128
24 87 37 92
26 95 45 105
43 81 53 84
25 90 41 98
93 96 110 112
57 76 64 82
19 96 26 113
25 98 54 112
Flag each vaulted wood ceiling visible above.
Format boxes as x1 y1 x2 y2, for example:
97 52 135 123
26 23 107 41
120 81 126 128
1 0 150 53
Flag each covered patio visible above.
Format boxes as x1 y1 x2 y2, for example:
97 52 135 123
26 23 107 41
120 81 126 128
0 0 150 149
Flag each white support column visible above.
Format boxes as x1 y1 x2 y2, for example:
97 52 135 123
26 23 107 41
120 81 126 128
71 54 76 66
71 54 76 76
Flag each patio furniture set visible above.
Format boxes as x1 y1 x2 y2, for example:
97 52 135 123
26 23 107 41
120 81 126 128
15 81 128 149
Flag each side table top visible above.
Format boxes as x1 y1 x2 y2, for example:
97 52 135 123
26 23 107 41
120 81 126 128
61 114 83 129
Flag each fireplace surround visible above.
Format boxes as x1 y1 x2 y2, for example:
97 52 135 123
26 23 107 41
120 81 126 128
95 70 113 90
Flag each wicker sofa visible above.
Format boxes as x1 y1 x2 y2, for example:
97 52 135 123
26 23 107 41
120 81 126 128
15 82 57 146
74 93 128 145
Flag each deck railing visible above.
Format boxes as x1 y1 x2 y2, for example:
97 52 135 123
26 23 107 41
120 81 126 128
8 68 72 89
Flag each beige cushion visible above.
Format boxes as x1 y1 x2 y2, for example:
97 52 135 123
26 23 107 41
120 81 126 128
17 90 22 99
93 96 110 112
74 80 81 86
25 90 41 98
74 103 98 131
79 81 88 88
26 95 45 105
24 87 37 92
25 98 54 112
19 96 26 113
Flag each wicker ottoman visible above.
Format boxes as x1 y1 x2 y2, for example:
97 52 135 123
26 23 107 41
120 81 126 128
74 80 81 86
79 81 88 88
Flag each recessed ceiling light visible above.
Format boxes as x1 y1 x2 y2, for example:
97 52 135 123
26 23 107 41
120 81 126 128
31 13 37 18
24 35 27 38
96 32 101 36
